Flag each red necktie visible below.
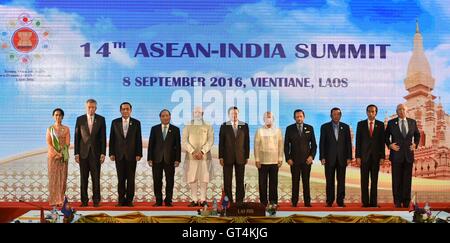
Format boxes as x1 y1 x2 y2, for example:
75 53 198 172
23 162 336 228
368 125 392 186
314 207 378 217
369 121 374 137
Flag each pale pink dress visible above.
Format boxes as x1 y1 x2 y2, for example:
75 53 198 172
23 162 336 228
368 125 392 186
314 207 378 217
46 125 70 206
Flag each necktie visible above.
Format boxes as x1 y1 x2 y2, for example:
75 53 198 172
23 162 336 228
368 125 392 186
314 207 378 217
369 121 374 137
88 116 93 134
297 124 303 136
123 120 128 138
233 123 238 137
163 125 167 140
334 124 339 141
401 119 407 138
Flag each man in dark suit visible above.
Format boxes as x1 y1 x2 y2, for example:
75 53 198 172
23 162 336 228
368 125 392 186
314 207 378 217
74 99 106 207
147 109 181 207
385 104 420 208
219 106 250 204
320 107 352 207
355 104 385 207
284 109 317 207
109 102 143 207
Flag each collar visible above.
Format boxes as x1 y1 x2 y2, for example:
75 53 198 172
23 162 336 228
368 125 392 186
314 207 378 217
398 117 407 122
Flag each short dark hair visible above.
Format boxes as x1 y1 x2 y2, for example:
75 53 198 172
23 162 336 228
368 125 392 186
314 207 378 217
293 109 305 118
159 109 171 117
86 98 97 104
228 106 239 114
366 104 378 114
330 107 342 116
120 102 132 110
52 108 64 117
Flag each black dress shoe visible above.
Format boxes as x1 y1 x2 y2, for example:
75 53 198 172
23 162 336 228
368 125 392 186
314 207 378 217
80 202 88 207
394 203 402 208
291 201 297 207
304 203 312 207
370 204 380 208
326 203 333 207
337 203 346 207
188 201 199 207
127 202 134 207
200 201 208 207
165 202 173 207
362 204 370 208
93 202 100 207
153 202 162 207
115 202 124 207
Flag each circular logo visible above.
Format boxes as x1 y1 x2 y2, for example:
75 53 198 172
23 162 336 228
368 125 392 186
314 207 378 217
11 27 39 53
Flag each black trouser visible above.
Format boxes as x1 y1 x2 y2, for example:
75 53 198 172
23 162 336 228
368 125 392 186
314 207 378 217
324 159 346 205
291 162 311 205
80 149 101 204
152 159 175 204
223 159 246 203
360 154 380 206
258 164 279 205
391 159 413 207
115 158 137 203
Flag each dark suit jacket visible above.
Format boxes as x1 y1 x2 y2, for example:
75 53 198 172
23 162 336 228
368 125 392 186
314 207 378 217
385 118 420 163
74 114 106 160
147 124 181 164
109 117 143 162
284 123 317 164
219 121 250 164
355 119 385 163
319 121 352 167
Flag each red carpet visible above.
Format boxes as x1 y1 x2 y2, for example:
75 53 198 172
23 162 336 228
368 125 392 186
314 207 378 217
1 201 449 223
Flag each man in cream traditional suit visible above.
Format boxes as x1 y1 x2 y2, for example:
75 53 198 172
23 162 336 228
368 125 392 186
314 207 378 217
182 107 214 207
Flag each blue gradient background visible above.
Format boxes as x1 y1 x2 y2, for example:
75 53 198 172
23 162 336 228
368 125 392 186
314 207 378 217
0 0 449 158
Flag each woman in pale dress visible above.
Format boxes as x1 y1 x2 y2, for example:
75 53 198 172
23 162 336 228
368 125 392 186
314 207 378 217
46 108 70 206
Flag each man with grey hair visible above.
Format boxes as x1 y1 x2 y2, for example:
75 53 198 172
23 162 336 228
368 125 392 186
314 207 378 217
385 104 420 208
254 111 283 206
74 99 106 207
182 107 214 207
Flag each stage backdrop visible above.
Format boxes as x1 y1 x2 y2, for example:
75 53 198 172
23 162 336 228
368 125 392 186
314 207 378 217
0 0 449 204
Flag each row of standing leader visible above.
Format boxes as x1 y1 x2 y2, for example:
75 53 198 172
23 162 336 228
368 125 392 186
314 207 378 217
49 99 419 208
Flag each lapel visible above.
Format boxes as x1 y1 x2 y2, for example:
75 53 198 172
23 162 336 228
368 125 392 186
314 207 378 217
364 119 370 137
91 114 99 137
127 118 135 138
82 115 90 136
393 119 402 137
236 122 242 140
117 118 125 139
338 123 343 141
406 118 414 137
373 120 378 136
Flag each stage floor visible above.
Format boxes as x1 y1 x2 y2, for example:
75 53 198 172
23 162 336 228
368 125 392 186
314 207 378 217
2 202 450 223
